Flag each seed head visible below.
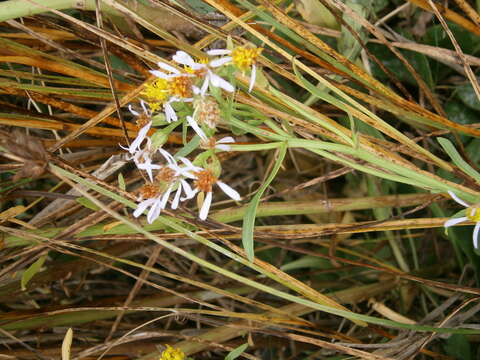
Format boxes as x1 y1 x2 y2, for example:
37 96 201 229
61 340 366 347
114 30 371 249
195 97 221 129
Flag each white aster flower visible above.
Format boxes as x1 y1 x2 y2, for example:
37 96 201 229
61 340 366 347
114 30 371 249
121 120 151 156
133 183 173 224
188 167 241 220
150 61 196 123
172 51 234 95
444 191 480 249
207 46 262 92
157 148 200 206
136 150 161 182
121 100 152 156
186 115 234 151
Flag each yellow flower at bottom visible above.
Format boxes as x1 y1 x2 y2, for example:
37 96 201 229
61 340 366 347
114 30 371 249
160 344 185 360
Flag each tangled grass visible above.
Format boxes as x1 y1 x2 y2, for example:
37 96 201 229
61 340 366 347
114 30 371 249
1 0 480 359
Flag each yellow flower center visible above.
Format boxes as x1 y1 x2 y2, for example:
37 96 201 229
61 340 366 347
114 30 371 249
160 344 185 360
168 75 193 98
466 207 480 222
142 79 170 112
139 184 161 199
155 166 176 184
195 169 217 193
135 115 150 129
231 46 262 71
142 79 169 102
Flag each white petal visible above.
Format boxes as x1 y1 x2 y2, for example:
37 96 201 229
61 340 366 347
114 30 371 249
200 76 210 96
157 61 179 74
128 104 139 116
119 143 130 152
217 181 241 201
444 217 468 228
209 57 231 68
133 198 156 218
140 99 149 114
171 186 182 209
147 198 163 224
207 49 231 56
159 148 175 164
180 179 195 199
448 191 470 207
179 157 201 172
210 73 234 92
215 144 231 151
129 121 152 153
199 191 213 220
160 186 173 209
181 188 198 202
209 56 232 68
137 161 160 182
172 51 195 66
164 102 177 123
150 70 169 79
248 64 256 93
474 222 480 249
218 136 235 144
192 85 201 95
187 116 207 140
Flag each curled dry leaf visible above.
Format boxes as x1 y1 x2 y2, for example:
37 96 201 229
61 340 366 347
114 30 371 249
0 130 49 181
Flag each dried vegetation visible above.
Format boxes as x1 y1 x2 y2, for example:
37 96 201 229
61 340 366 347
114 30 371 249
1 0 480 359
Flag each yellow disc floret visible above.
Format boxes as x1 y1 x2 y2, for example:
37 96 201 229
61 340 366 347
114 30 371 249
142 78 170 112
231 46 263 72
466 207 480 222
168 75 193 98
159 344 185 360
194 169 217 193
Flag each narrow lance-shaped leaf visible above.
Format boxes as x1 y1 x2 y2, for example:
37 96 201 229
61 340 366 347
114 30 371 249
225 343 248 360
21 254 47 291
242 142 287 261
438 137 480 184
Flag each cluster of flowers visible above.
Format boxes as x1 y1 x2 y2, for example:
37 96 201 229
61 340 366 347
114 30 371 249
122 45 262 223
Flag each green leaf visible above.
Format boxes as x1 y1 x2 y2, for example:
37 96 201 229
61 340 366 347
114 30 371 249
242 142 287 261
21 254 47 291
444 334 471 360
76 197 101 211
281 255 330 271
184 0 216 14
445 101 479 126
437 137 480 184
456 83 480 111
224 343 248 360
118 172 126 191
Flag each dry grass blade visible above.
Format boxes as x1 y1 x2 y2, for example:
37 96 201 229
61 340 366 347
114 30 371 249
2 0 480 358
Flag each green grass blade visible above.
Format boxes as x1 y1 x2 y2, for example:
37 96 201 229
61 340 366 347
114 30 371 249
242 142 287 261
